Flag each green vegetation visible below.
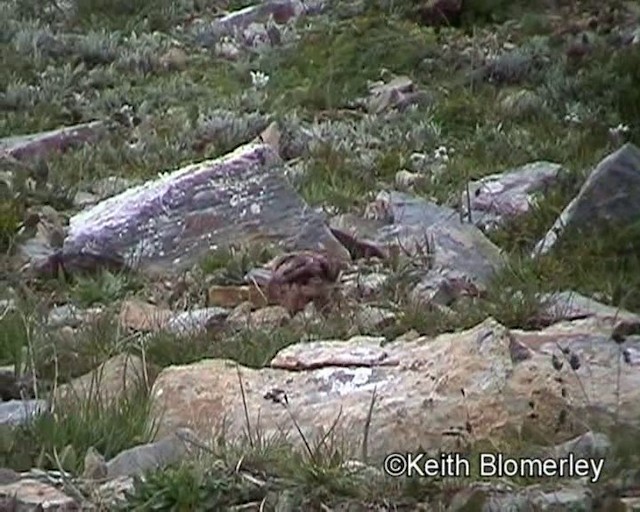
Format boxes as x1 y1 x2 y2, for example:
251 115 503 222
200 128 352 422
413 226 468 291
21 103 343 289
262 16 435 111
1 0 639 508
3 381 154 473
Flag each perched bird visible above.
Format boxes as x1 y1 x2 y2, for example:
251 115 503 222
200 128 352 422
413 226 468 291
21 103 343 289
265 250 345 315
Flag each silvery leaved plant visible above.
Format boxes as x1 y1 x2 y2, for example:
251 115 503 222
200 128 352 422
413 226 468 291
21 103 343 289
195 109 270 153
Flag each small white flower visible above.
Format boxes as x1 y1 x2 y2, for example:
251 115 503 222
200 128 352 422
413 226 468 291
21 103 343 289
563 112 580 124
609 123 630 135
250 70 269 89
433 145 450 162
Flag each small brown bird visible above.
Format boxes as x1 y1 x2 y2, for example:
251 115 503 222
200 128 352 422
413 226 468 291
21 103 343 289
265 250 344 315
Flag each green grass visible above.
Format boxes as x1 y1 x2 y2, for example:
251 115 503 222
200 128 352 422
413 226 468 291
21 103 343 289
70 269 142 307
297 143 376 211
33 311 125 382
261 15 436 112
2 377 155 472
0 309 29 369
0 199 22 254
199 244 277 284
141 325 302 370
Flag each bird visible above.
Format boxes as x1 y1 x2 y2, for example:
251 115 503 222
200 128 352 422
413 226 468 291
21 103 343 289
265 250 345 315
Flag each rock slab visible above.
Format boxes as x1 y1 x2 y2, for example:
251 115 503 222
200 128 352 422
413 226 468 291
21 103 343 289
0 121 105 161
534 143 640 256
149 317 640 460
57 140 348 275
462 161 563 231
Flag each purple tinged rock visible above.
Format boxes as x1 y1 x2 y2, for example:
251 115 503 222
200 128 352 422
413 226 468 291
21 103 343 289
0 121 105 161
57 141 349 276
462 161 563 231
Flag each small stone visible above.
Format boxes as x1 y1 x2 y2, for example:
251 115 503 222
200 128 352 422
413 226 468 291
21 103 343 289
393 329 421 343
73 191 98 208
83 446 108 480
208 285 269 308
250 306 291 329
533 143 640 257
106 428 203 479
542 431 611 460
395 169 427 190
355 305 396 333
462 161 563 231
291 302 323 330
94 476 134 507
529 482 593 510
0 400 48 426
55 353 155 405
48 304 84 328
119 300 173 332
343 272 388 300
0 479 77 510
366 76 417 113
226 301 254 328
1 121 105 161
165 307 229 335
216 41 241 60
0 468 20 485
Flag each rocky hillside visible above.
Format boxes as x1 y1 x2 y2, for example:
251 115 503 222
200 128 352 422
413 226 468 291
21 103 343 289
1 0 640 509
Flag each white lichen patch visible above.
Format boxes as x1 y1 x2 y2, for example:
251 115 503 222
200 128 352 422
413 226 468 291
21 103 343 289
313 367 389 396
68 143 277 245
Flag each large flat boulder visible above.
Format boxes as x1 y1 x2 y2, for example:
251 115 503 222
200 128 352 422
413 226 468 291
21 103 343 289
149 317 640 461
53 139 349 276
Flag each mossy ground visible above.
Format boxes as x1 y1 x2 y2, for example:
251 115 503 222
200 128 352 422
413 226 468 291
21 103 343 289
1 0 640 508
